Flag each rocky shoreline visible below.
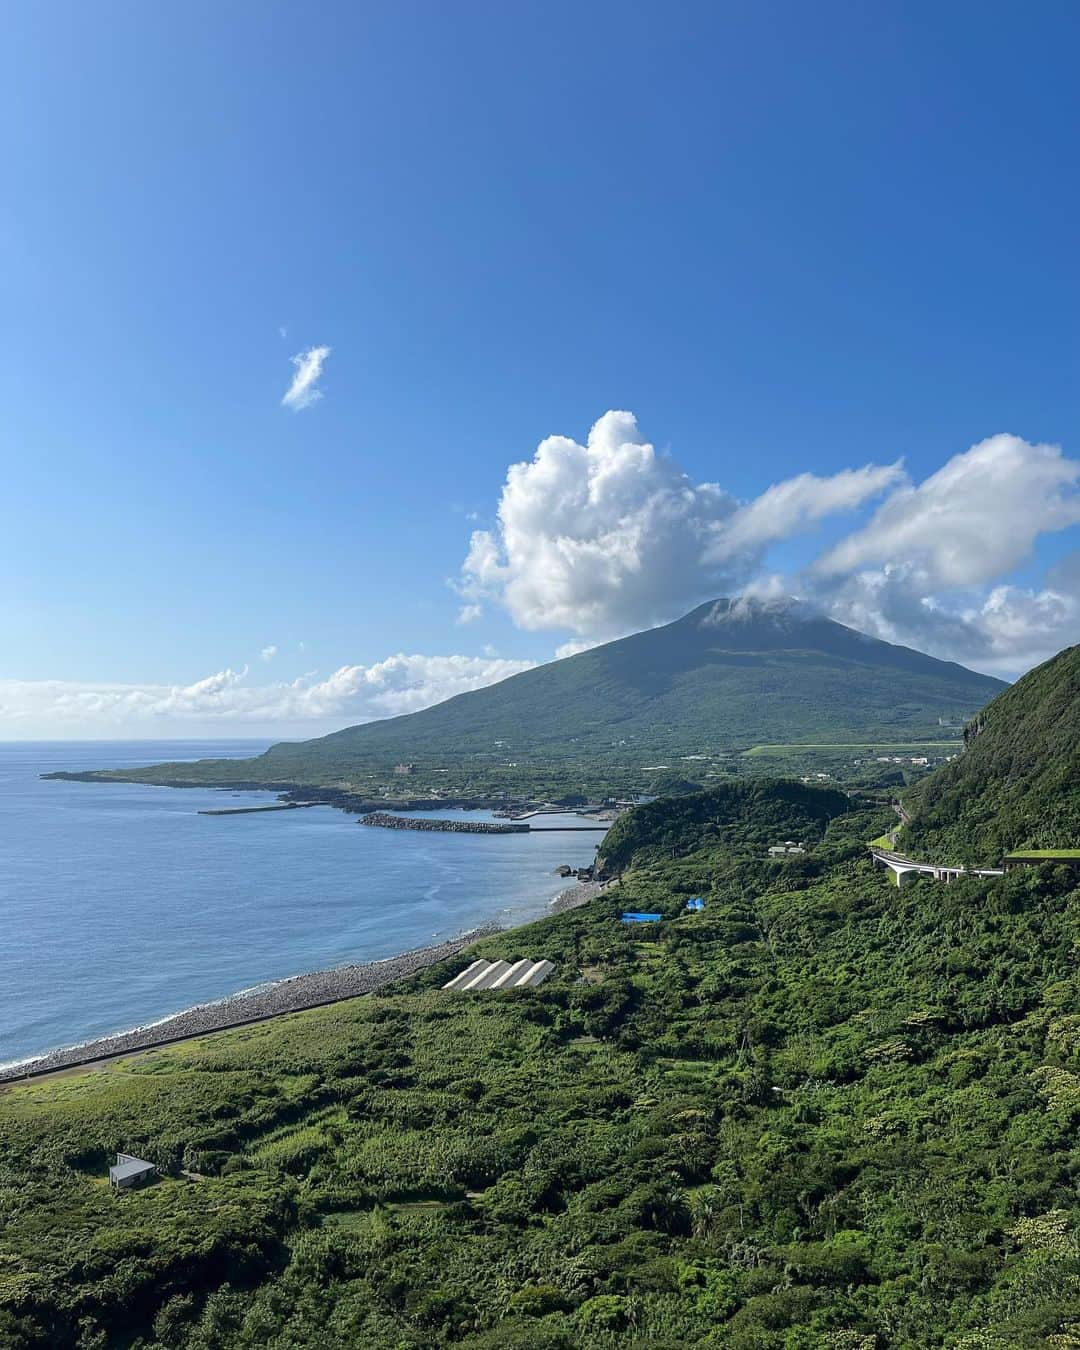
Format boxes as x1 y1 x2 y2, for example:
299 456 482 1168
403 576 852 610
359 811 529 834
548 879 607 913
0 925 501 1085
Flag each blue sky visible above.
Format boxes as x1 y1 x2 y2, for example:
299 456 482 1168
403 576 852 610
3 1 1078 736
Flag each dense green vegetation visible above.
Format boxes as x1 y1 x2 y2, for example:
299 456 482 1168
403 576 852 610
597 781 850 875
903 645 1080 865
48 599 1002 793
6 775 1080 1347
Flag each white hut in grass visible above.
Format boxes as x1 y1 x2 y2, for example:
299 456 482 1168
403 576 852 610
109 1152 156 1190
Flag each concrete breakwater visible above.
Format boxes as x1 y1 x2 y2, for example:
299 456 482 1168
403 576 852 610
0 926 500 1084
360 811 529 834
198 802 321 817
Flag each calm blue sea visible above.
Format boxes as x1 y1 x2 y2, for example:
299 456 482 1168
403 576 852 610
0 741 600 1068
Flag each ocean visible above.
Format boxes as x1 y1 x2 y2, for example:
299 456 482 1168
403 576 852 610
0 741 600 1068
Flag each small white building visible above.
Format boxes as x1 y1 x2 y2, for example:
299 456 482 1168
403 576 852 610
109 1153 156 1190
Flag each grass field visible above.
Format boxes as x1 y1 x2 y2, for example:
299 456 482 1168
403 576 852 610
1004 849 1080 858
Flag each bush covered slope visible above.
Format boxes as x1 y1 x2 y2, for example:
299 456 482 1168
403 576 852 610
58 599 1004 788
903 644 1080 865
597 780 850 874
7 791 1080 1346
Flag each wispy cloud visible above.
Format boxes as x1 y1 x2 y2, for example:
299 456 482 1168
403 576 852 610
708 462 905 562
555 637 600 659
281 345 331 411
260 645 278 662
0 653 537 739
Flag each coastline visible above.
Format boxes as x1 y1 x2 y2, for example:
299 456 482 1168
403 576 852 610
0 924 500 1085
548 878 607 912
0 879 609 1086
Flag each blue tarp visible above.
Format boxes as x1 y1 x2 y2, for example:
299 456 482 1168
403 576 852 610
620 912 662 923
685 897 706 911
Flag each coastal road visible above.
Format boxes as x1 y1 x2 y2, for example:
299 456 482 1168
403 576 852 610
870 845 1003 886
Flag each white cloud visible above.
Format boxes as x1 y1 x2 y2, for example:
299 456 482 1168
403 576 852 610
802 436 1080 673
459 415 1080 677
811 565 1079 677
281 345 331 411
0 653 537 740
260 645 278 662
816 434 1080 586
708 463 904 561
457 410 735 637
456 604 482 625
459 410 899 640
972 584 1078 665
554 637 600 659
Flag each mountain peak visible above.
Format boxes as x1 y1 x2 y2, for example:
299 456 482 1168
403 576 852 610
693 595 810 630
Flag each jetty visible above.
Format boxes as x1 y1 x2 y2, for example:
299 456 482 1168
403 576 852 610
527 823 609 831
360 812 529 834
198 802 321 816
359 812 609 834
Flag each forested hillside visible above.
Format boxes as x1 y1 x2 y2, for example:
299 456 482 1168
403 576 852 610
903 644 1080 864
597 780 850 874
6 783 1080 1346
49 599 1004 790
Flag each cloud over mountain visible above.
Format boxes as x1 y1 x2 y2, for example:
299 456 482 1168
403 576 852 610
458 411 898 639
460 413 1080 676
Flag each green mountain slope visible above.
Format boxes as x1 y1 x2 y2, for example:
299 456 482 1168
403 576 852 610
66 599 1005 788
9 792 1080 1346
903 644 1080 865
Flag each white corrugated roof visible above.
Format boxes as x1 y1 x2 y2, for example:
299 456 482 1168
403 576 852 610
442 959 489 990
443 957 555 991
488 959 534 989
109 1157 154 1182
510 959 554 988
461 959 511 990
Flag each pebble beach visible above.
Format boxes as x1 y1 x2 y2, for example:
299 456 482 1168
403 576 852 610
1 878 609 1085
0 924 501 1084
